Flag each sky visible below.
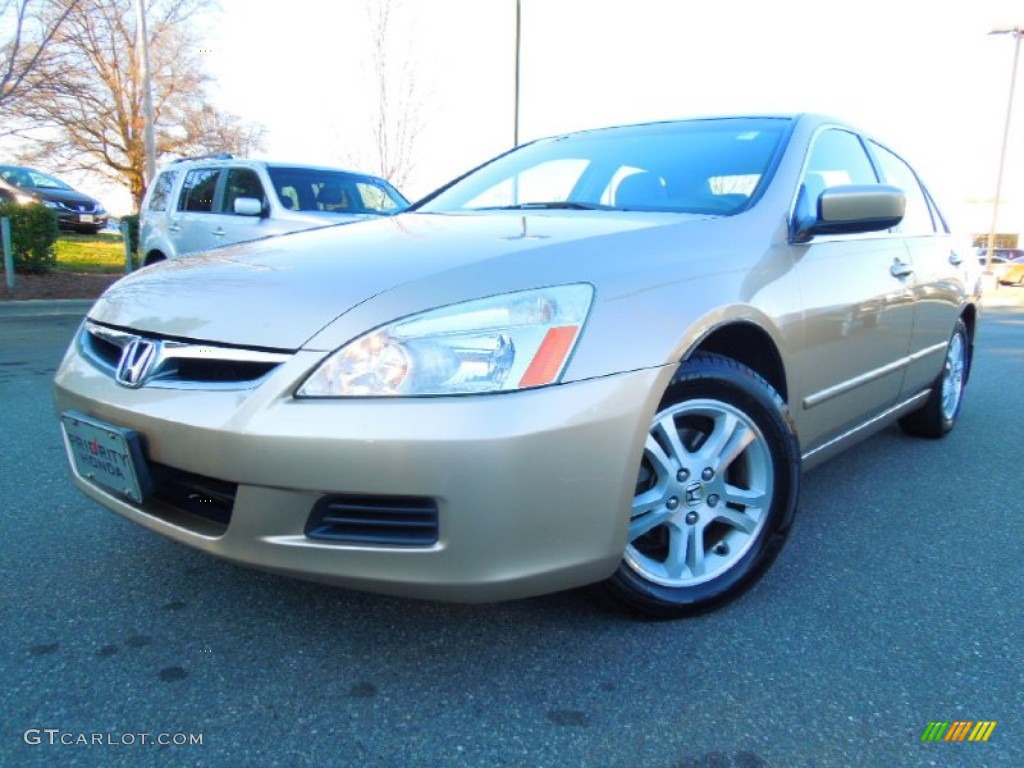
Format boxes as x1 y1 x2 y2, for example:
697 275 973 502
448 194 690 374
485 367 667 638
54 0 1024 237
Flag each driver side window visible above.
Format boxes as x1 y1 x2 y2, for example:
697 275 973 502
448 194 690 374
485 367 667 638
797 129 878 223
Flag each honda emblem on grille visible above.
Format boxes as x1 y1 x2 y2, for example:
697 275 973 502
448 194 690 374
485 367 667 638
115 338 159 388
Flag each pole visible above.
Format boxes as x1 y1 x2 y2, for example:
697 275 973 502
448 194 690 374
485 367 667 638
514 0 521 147
136 0 157 188
121 219 134 274
985 27 1022 274
2 217 14 289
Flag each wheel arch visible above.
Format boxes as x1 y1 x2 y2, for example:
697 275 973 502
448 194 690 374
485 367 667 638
686 320 789 404
143 249 167 266
959 302 978 382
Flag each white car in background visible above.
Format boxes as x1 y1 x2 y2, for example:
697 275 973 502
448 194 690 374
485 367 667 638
139 155 408 265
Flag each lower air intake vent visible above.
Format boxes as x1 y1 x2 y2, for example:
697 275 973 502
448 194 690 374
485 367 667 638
305 494 439 546
149 463 237 527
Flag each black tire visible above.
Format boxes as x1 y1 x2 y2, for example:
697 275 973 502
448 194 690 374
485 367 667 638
76 226 102 235
599 353 800 618
898 318 970 439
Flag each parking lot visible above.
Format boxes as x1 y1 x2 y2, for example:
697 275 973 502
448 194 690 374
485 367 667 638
1 292 1021 767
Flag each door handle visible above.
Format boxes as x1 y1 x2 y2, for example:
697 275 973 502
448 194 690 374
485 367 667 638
890 260 913 278
212 228 226 237
168 223 180 232
948 251 962 266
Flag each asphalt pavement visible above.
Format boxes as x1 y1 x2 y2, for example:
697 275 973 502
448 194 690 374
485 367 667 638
1 291 1021 768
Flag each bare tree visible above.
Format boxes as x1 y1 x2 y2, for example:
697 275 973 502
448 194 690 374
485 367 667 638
15 0 264 209
0 0 81 127
338 0 426 189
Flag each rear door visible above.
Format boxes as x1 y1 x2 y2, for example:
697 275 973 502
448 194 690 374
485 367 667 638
867 141 964 396
171 167 222 256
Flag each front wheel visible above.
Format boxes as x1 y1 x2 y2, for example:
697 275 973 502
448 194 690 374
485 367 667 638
600 353 801 618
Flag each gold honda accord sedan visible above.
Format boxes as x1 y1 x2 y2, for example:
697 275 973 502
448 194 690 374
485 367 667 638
54 114 980 617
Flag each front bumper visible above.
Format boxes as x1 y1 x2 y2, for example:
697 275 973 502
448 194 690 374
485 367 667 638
55 209 108 230
54 341 675 602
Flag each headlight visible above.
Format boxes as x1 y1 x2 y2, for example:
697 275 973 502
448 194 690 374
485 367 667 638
14 193 37 205
41 200 61 209
297 284 594 397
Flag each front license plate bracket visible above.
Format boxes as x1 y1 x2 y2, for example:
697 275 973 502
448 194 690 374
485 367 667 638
61 411 152 503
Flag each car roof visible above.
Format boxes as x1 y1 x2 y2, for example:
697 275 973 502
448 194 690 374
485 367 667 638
161 157 372 176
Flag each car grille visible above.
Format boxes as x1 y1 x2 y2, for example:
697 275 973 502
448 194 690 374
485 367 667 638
58 201 100 214
81 320 291 390
305 494 440 546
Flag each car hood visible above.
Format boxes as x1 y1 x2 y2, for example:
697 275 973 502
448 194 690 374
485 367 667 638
273 209 376 226
88 210 713 350
25 186 98 206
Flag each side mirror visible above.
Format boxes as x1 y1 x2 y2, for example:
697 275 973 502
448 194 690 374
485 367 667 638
791 184 905 243
233 197 264 217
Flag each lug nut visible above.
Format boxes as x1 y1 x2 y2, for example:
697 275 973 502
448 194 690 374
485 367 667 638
714 542 729 556
685 511 699 525
707 494 720 507
701 467 714 481
676 469 689 482
667 497 679 510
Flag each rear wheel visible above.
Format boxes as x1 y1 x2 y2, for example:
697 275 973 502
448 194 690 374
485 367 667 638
601 353 800 617
898 318 970 439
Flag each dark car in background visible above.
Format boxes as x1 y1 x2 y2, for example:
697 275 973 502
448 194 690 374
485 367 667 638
0 164 109 234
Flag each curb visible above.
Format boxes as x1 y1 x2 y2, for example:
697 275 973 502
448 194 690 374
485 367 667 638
0 299 95 318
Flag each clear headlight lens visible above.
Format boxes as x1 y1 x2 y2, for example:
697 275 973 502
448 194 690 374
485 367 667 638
14 193 38 205
297 284 594 397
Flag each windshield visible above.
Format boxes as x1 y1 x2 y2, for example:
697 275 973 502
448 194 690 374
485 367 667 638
0 166 73 191
418 117 792 216
267 167 408 215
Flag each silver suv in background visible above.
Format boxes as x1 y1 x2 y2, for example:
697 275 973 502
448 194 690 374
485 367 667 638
139 155 408 265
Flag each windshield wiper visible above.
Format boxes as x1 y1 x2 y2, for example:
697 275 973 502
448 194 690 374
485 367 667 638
474 201 615 211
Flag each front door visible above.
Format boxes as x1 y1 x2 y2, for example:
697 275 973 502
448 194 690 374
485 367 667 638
788 128 916 451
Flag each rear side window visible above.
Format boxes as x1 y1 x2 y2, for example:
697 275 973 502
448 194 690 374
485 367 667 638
179 169 219 213
146 171 178 211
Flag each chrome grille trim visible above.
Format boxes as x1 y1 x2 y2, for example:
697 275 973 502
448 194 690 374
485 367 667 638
81 320 291 390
